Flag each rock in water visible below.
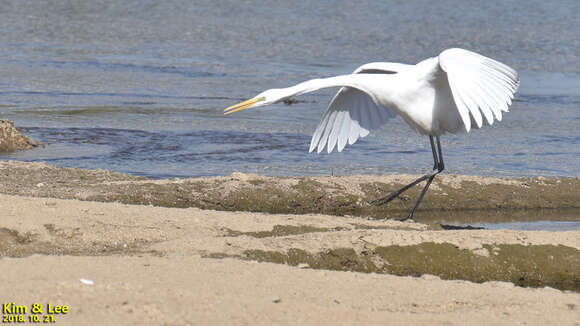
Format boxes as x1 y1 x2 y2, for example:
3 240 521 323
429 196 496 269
0 119 41 153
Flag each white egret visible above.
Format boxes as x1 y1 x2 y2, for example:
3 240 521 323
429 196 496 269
225 48 519 220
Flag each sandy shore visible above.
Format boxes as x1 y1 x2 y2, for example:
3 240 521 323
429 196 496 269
1 161 579 325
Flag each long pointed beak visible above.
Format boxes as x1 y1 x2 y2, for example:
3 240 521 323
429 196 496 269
224 97 261 115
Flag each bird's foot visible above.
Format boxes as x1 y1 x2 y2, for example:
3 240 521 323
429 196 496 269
397 214 414 222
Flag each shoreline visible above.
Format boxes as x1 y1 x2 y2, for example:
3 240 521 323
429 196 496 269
1 160 579 223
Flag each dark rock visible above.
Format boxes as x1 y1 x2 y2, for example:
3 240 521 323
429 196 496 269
0 119 41 152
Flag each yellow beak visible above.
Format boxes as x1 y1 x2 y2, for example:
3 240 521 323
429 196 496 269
224 97 262 115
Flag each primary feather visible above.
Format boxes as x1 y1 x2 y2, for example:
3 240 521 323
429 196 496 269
439 48 519 132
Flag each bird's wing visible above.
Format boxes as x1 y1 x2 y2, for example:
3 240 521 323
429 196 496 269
309 63 407 154
438 48 519 132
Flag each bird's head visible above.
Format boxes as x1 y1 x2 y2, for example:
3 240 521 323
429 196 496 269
224 89 287 115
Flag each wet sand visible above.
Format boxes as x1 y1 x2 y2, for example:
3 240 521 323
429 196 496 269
1 160 579 222
1 161 579 325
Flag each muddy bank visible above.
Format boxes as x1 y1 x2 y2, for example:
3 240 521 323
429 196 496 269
1 161 579 223
0 120 40 152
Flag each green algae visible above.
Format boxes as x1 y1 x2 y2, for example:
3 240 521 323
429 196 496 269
223 224 347 238
240 243 580 292
244 248 378 273
375 243 580 290
0 227 162 258
2 161 580 223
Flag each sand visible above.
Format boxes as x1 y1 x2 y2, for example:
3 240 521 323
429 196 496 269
1 161 579 325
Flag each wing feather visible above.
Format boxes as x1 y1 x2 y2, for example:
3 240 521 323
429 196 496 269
347 104 361 145
456 79 495 125
469 75 502 124
309 107 332 152
316 110 338 153
327 110 344 153
309 63 401 154
337 110 351 152
439 48 519 132
447 77 472 131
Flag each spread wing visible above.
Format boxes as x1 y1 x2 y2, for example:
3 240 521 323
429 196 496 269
309 63 411 154
438 48 519 132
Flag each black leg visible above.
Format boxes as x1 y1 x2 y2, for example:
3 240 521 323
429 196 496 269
369 173 432 206
398 172 437 221
436 136 444 170
370 136 439 206
430 136 438 170
370 136 445 221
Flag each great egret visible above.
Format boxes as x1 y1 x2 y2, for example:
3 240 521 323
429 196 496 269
225 48 519 221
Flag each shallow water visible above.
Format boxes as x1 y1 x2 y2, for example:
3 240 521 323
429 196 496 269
470 221 580 232
1 0 579 180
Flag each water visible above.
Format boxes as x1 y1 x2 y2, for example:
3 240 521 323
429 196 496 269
469 221 580 232
1 0 579 180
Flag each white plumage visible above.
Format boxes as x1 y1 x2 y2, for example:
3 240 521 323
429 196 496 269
225 48 519 153
224 48 519 220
